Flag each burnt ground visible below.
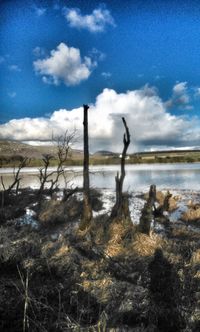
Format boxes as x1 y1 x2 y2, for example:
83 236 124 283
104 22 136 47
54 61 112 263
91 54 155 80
0 188 200 332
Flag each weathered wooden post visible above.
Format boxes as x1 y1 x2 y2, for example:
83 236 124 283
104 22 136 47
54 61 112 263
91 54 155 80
111 117 131 219
139 184 156 235
80 104 93 230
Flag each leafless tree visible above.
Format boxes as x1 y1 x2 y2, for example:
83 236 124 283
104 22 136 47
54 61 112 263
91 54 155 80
7 157 30 195
38 154 53 195
38 130 76 196
0 157 30 207
111 117 131 219
80 104 93 230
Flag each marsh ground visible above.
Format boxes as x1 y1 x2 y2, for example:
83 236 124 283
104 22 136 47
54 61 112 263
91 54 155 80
0 187 199 331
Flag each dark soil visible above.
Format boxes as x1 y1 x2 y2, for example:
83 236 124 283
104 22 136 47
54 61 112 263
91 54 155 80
0 188 199 331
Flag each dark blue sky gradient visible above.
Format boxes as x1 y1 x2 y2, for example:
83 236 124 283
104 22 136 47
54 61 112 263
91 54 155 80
1 0 200 123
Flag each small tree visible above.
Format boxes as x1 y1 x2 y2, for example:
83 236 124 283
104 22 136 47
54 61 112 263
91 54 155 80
6 157 30 195
38 130 76 196
0 157 30 207
38 154 53 195
111 117 130 219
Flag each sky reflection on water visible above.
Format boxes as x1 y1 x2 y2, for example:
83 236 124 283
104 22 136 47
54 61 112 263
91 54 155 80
1 163 200 192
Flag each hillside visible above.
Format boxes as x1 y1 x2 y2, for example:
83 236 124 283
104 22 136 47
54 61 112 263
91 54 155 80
1 140 200 167
0 140 83 166
0 140 57 159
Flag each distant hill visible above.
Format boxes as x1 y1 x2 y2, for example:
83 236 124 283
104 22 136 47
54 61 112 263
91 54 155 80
93 150 118 156
1 140 200 166
0 140 83 162
0 140 57 159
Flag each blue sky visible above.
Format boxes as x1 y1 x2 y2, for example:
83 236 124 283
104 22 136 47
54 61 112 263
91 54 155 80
1 0 200 151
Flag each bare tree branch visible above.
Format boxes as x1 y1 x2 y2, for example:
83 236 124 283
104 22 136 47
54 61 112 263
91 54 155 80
38 130 76 196
7 157 30 195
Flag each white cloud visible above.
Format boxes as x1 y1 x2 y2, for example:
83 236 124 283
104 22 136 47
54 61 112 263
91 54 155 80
33 6 46 16
101 72 112 79
165 81 192 110
173 81 187 95
154 75 164 81
64 6 116 32
33 43 96 86
8 92 16 98
194 87 200 97
1 87 199 152
33 46 45 57
8 65 21 72
89 48 106 62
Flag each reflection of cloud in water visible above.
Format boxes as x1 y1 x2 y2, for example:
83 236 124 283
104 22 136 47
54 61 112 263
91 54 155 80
1 163 200 191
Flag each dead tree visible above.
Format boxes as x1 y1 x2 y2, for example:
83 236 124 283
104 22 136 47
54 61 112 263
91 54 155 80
0 157 30 207
111 117 131 219
7 157 30 195
49 131 75 193
38 131 76 196
80 104 93 230
38 154 53 195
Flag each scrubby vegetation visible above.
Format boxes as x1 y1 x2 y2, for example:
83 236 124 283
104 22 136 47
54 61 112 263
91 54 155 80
0 180 200 331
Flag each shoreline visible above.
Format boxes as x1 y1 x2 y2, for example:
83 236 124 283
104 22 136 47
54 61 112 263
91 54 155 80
1 159 200 169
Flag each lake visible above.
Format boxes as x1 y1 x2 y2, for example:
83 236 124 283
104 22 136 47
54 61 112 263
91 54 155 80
1 163 200 192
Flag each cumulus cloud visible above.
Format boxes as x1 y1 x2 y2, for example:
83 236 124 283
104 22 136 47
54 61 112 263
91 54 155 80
165 81 192 110
173 81 188 95
64 6 115 32
33 43 96 86
1 87 199 152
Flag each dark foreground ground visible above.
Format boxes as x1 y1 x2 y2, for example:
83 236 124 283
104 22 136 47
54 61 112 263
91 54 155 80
0 188 200 331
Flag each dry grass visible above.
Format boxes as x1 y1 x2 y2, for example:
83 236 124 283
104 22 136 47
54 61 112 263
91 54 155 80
108 222 129 244
0 226 14 262
22 258 35 270
191 249 200 265
82 278 113 290
76 225 91 238
41 241 55 256
104 243 127 257
194 271 200 279
143 190 179 211
171 225 200 240
54 244 70 258
131 231 166 257
103 219 134 257
81 260 105 279
81 278 113 304
181 207 200 222
104 224 166 258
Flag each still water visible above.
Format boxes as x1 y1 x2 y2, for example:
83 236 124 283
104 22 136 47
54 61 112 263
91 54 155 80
1 163 200 192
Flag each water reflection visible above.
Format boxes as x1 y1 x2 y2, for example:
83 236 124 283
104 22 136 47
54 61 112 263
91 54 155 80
0 163 200 191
